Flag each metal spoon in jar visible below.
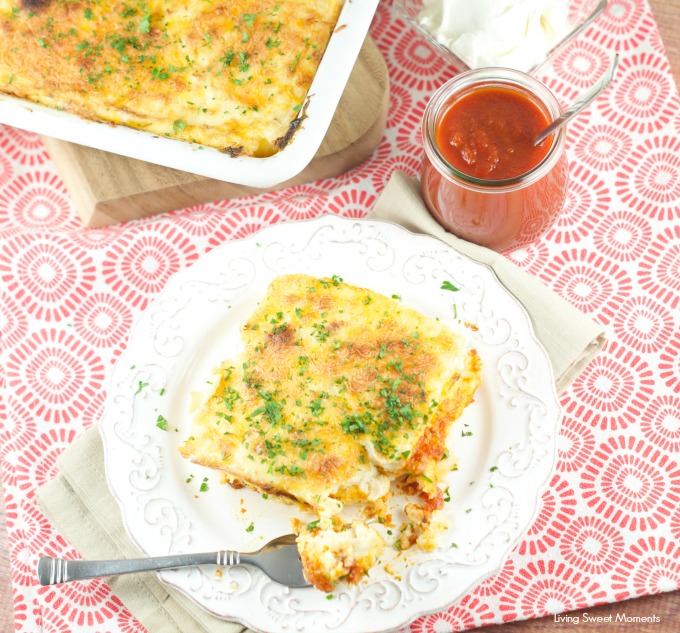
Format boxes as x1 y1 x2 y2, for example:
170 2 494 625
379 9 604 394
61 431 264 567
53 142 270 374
533 54 620 147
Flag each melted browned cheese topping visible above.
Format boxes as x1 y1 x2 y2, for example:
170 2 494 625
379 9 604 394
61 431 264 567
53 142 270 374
0 0 343 156
180 274 481 511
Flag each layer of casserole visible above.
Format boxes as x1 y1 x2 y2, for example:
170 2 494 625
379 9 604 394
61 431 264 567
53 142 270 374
180 274 481 590
0 0 343 157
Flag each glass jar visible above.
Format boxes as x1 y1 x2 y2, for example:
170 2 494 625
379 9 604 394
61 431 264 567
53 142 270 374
421 68 568 252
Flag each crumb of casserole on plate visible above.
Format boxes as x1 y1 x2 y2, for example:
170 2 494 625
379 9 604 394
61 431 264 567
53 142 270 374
0 0 343 156
180 273 482 591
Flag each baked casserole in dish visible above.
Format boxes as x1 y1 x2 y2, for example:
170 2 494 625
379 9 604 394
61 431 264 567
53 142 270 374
0 0 378 184
0 0 342 157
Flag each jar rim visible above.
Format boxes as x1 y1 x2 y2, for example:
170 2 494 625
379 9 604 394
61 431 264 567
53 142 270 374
422 68 566 190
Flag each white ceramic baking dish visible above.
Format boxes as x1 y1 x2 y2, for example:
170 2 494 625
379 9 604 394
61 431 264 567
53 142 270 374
0 0 379 187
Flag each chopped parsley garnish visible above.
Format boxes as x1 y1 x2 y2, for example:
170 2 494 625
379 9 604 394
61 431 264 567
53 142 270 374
312 322 330 342
238 51 250 72
151 67 169 80
341 412 370 436
134 380 149 395
441 280 460 292
249 390 283 426
287 464 305 477
288 52 300 72
156 415 168 431
139 11 151 33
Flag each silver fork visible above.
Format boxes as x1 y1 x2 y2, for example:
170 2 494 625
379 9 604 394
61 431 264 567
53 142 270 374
37 533 311 588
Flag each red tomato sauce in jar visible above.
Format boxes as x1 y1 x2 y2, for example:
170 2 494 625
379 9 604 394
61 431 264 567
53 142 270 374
435 87 552 180
420 69 569 252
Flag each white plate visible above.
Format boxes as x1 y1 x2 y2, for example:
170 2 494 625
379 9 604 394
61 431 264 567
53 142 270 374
100 216 561 633
0 1 378 187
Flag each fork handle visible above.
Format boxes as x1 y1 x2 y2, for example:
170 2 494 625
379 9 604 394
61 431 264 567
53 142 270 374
37 550 241 585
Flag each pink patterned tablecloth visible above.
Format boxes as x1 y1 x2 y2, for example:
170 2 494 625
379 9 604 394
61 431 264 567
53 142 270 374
1 1 680 631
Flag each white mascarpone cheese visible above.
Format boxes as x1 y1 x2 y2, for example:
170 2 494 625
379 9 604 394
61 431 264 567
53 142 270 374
418 0 570 72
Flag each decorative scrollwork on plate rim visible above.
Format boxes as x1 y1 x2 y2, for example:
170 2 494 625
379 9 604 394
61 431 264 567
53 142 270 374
100 216 561 633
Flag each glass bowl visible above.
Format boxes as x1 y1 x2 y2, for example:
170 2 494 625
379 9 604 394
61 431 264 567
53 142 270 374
393 0 608 76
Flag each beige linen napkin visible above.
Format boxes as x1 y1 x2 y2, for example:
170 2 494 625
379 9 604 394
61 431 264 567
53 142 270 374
37 170 605 633
37 426 251 633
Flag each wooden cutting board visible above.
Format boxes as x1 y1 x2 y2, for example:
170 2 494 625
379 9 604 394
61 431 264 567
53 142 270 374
43 37 389 228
